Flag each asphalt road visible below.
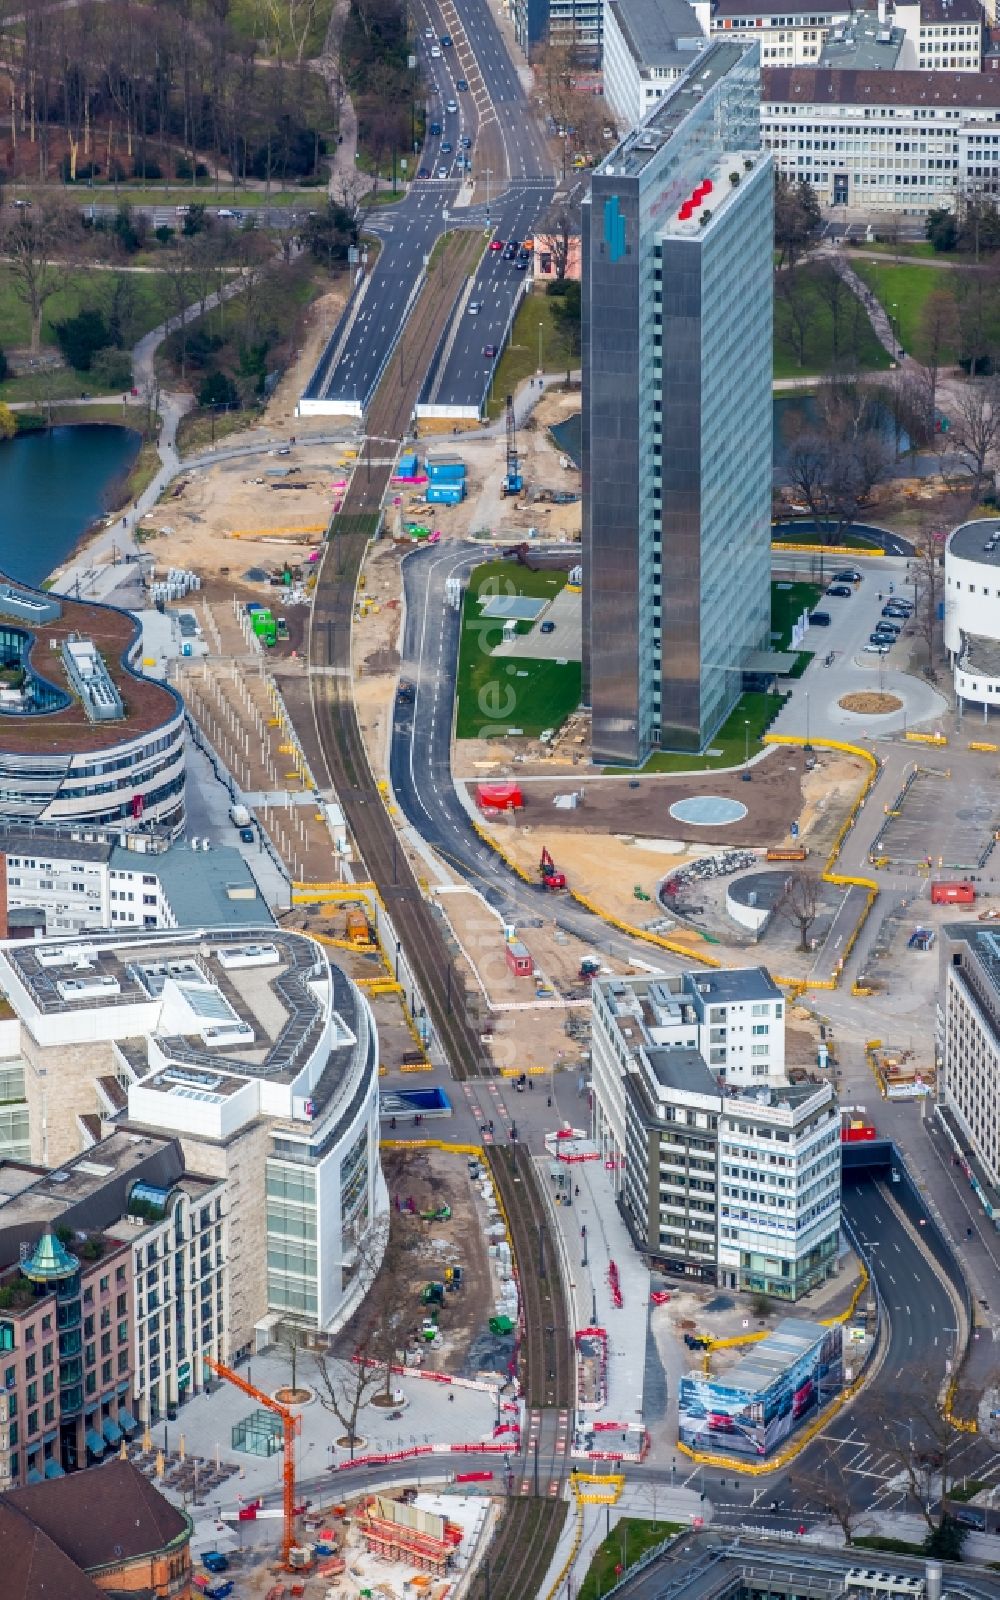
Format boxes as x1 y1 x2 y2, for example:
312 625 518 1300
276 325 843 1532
392 540 685 969
304 0 555 415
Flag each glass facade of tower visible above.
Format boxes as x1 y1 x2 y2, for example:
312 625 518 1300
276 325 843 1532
582 41 774 764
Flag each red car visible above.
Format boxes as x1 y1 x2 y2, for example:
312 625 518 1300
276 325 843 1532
489 238 504 251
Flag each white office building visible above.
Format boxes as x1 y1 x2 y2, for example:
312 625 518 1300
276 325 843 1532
701 0 984 70
0 928 387 1354
939 926 1000 1201
602 0 708 129
944 518 1000 715
762 67 1000 213
590 970 840 1298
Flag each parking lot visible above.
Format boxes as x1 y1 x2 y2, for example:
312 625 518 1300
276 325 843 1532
771 564 949 743
876 766 1000 870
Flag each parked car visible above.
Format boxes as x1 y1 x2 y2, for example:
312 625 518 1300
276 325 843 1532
826 584 853 598
540 620 556 634
864 641 891 655
832 568 862 583
201 1554 230 1575
875 621 901 636
870 631 895 646
809 610 832 627
883 602 912 617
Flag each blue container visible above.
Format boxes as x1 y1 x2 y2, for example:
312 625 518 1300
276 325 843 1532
425 461 466 484
427 484 464 504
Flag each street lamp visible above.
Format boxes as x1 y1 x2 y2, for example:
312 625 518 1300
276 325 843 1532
744 719 750 765
537 320 544 375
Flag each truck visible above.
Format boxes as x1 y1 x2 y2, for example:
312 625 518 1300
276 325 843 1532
345 908 372 945
426 483 464 506
229 803 251 828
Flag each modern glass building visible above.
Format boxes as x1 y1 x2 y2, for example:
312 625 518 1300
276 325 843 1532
582 41 774 763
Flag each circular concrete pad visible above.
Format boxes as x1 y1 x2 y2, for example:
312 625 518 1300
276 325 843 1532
669 795 748 826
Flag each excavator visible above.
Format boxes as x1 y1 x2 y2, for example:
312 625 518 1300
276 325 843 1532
539 846 567 891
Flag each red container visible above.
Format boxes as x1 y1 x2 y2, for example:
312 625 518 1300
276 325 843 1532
930 881 975 905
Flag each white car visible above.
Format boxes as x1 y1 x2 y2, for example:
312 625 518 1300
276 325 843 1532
863 642 891 655
431 44 441 55
468 302 482 315
217 207 235 218
425 26 434 35
446 99 458 113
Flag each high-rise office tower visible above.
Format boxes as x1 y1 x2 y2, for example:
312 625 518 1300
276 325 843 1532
582 41 773 764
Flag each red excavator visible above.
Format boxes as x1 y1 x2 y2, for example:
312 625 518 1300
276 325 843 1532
540 846 566 891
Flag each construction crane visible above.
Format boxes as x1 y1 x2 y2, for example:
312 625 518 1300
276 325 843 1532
501 393 522 497
204 1356 302 1569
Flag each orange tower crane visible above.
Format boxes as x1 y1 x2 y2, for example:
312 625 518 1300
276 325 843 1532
204 1356 301 1568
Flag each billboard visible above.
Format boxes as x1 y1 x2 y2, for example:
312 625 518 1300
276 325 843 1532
677 1323 843 1459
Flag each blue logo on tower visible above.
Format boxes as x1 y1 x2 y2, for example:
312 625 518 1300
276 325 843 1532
603 196 626 263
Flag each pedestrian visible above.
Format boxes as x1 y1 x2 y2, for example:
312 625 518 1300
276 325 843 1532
547 1096 552 1107
575 1185 579 1197
528 1079 534 1091
489 1119 494 1133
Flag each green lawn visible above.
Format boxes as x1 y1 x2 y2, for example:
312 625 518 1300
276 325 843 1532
455 560 581 740
849 241 938 260
0 267 173 355
30 185 306 209
774 259 891 379
851 259 958 363
606 691 789 774
771 580 823 649
578 1520 684 1600
486 288 576 418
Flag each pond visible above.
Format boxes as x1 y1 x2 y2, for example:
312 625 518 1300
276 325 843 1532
0 424 141 588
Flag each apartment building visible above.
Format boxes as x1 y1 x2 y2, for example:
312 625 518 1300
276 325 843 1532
0 1133 226 1448
761 67 1000 213
0 929 386 1351
590 971 840 1297
603 0 708 130
0 1227 134 1491
511 0 603 53
583 41 773 762
896 0 985 70
938 926 1000 1205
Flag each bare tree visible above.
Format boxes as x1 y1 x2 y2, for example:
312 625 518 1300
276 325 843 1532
776 267 813 370
775 871 823 952
314 1343 386 1455
789 1437 859 1542
870 1393 968 1532
910 521 948 678
536 196 581 283
1 198 72 354
943 376 1000 501
915 286 960 434
276 1321 311 1395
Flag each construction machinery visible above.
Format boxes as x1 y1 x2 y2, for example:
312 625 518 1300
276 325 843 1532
578 957 601 981
420 1281 445 1307
540 846 567 891
501 394 522 497
204 1357 302 1570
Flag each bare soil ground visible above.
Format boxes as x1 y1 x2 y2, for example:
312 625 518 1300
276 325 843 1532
335 1148 509 1382
838 692 903 714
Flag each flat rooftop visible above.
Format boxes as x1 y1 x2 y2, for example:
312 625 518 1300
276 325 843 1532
0 578 181 755
959 634 1000 679
646 1044 719 1096
609 0 706 69
706 1317 833 1394
819 13 904 68
692 967 782 1004
599 40 750 178
948 518 1000 567
0 1132 178 1230
2 927 342 1088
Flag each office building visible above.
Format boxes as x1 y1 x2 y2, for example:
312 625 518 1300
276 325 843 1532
582 42 773 763
761 68 1000 213
0 929 386 1350
944 518 1000 716
0 1131 226 1438
3 1458 192 1599
938 925 1000 1203
0 579 184 836
699 0 984 71
602 0 708 130
511 0 603 53
0 821 270 940
590 970 841 1297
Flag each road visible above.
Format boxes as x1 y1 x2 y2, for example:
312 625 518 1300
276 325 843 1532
298 0 555 416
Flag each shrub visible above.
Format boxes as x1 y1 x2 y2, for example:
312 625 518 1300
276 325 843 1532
91 347 134 389
199 371 239 409
54 308 112 371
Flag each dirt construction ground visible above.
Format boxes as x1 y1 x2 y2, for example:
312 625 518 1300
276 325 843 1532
335 1148 514 1383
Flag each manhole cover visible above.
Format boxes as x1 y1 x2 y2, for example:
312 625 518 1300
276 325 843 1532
669 796 748 826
